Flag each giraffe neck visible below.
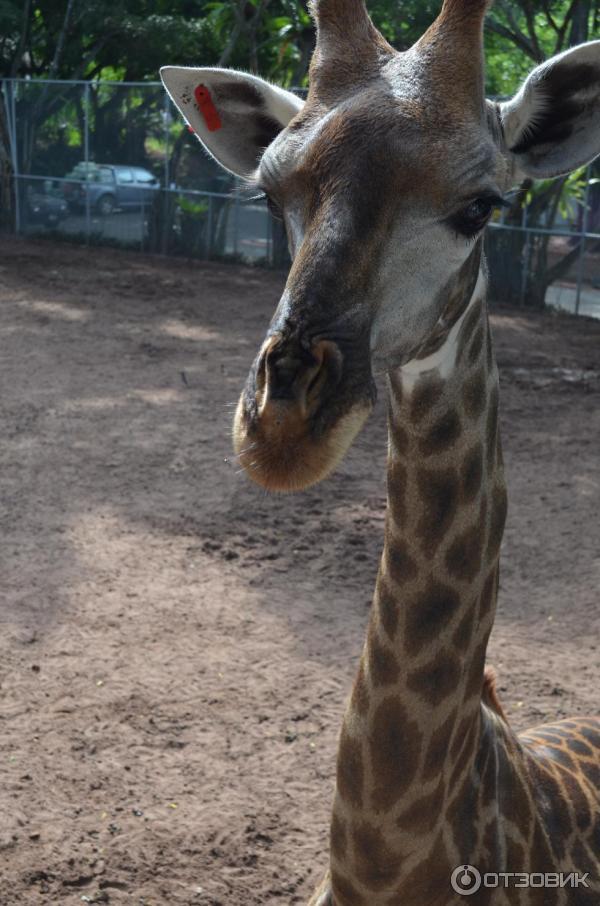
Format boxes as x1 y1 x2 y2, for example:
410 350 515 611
329 270 507 905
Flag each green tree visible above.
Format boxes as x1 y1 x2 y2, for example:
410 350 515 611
483 0 599 307
1 0 597 292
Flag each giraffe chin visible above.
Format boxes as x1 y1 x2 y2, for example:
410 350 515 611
233 395 372 493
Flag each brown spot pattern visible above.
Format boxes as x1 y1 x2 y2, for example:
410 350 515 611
449 713 477 764
351 660 370 716
468 325 485 364
480 566 498 615
463 365 486 419
370 698 421 811
505 835 527 871
564 772 592 832
392 833 452 903
462 444 483 502
368 625 400 687
406 651 462 705
419 409 462 456
396 776 445 835
404 580 461 654
478 741 497 809
385 538 418 586
416 467 460 556
330 812 348 860
422 709 457 781
387 460 407 522
410 375 445 422
391 423 410 456
498 764 533 839
446 772 478 857
568 737 594 758
331 869 366 906
580 724 600 748
337 728 364 808
547 745 577 772
464 633 490 702
452 607 474 650
486 384 499 470
445 523 483 581
376 575 400 640
352 821 400 890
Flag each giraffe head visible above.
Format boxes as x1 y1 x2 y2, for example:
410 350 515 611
162 1 600 492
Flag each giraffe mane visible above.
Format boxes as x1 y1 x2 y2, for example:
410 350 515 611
482 664 509 722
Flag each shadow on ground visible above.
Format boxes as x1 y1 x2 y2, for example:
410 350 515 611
0 237 598 905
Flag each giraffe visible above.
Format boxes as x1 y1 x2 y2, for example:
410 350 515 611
161 1 600 903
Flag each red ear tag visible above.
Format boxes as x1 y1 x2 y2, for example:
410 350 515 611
194 84 222 132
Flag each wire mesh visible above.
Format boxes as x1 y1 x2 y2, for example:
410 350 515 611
2 77 599 315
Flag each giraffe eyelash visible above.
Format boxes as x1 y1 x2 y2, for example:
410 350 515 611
254 191 283 221
449 194 511 240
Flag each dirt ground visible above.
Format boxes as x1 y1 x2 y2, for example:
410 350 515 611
0 237 599 906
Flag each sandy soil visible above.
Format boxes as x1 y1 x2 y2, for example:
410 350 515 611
0 237 599 906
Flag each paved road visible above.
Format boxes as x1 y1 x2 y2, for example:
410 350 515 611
546 283 600 319
25 202 272 262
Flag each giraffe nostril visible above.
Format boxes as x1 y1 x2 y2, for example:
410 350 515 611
282 339 340 417
258 335 343 413
306 365 325 400
255 348 267 395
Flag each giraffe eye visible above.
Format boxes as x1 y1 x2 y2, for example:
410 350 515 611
450 195 505 239
464 198 494 223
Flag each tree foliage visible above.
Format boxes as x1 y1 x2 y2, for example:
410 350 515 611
1 0 597 303
2 0 598 90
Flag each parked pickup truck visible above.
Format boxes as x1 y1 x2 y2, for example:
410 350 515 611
63 163 160 215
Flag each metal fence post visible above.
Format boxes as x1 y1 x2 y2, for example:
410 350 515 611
162 93 171 255
206 195 213 259
519 200 530 307
8 80 21 233
233 190 240 258
83 82 91 244
574 165 592 316
267 207 273 266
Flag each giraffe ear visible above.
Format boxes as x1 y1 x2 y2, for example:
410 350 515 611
160 67 304 178
498 41 600 179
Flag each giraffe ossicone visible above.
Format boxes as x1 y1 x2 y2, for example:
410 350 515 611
162 1 600 902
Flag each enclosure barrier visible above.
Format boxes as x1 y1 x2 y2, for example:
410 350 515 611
2 77 599 317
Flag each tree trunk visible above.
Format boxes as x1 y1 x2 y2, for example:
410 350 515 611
569 0 591 44
485 228 526 306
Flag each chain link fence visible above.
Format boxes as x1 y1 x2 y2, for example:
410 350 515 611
1 77 285 268
2 78 599 316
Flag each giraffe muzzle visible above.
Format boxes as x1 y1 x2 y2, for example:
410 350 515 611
233 333 373 491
